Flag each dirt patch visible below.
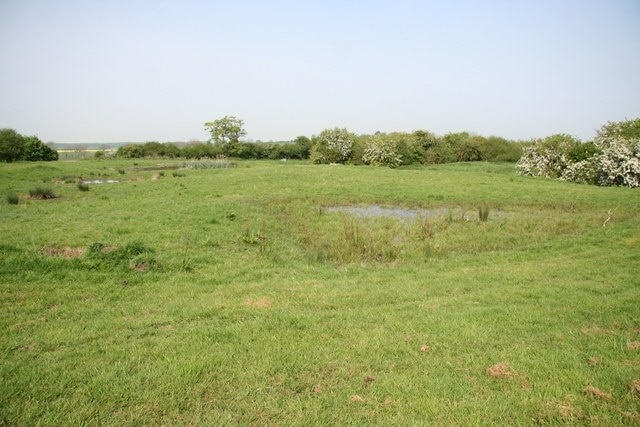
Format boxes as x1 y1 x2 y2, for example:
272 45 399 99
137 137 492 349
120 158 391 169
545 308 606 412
363 375 375 387
584 385 612 400
40 246 85 258
627 341 640 350
587 356 600 366
486 363 514 378
420 344 431 353
134 262 149 272
632 379 640 396
243 297 272 308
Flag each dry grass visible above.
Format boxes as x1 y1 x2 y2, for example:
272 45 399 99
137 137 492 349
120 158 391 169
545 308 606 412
40 246 85 258
627 341 640 350
243 297 272 308
584 385 612 400
486 363 514 378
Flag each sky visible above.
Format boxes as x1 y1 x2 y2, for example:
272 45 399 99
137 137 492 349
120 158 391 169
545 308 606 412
0 0 639 144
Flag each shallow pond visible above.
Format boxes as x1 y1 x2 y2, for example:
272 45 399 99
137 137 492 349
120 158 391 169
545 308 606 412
82 179 120 184
325 205 502 221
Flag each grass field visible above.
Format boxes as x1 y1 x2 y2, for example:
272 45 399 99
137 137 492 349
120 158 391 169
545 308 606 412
1 159 639 425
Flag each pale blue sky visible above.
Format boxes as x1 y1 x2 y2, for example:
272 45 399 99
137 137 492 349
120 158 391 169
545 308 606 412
1 0 639 143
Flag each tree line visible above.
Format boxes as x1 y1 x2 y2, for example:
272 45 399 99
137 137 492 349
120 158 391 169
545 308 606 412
0 129 58 162
114 116 523 165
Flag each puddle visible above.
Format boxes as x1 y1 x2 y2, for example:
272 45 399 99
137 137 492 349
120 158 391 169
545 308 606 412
82 179 119 184
325 205 503 221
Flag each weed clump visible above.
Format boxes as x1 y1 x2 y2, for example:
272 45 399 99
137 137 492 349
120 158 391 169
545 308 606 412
478 204 490 222
6 193 19 205
28 187 57 199
86 241 157 271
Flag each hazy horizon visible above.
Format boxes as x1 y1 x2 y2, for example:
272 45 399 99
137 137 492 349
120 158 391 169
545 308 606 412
1 1 639 144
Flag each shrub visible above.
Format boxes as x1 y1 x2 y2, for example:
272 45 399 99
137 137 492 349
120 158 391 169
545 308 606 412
6 193 19 205
516 134 581 179
28 187 57 199
516 118 640 187
311 128 356 164
77 183 90 192
597 138 640 187
362 133 403 168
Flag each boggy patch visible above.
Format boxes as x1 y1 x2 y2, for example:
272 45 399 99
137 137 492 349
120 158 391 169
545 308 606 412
40 246 85 258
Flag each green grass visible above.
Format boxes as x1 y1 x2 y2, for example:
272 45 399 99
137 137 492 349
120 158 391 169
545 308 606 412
1 159 639 425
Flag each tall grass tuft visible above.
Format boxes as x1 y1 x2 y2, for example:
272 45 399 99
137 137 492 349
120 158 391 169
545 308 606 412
478 204 490 222
28 187 57 199
6 193 19 205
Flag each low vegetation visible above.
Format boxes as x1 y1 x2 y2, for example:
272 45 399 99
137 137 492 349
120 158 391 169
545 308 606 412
1 159 638 425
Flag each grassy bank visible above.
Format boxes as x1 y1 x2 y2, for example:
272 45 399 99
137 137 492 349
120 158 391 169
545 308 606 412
1 160 639 425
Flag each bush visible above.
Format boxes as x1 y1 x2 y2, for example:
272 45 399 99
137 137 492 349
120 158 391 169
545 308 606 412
516 118 640 187
6 193 19 205
28 187 57 199
516 134 581 179
77 183 90 192
311 128 356 164
362 133 403 168
597 138 640 187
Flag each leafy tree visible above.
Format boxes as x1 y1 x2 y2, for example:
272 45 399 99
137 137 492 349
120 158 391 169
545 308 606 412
0 128 25 162
116 144 145 158
204 116 247 145
22 135 58 161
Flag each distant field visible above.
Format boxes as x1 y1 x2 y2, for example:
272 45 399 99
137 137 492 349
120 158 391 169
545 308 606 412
1 159 639 425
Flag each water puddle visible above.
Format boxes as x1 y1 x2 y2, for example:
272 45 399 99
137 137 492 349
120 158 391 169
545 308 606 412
325 205 502 221
82 179 120 184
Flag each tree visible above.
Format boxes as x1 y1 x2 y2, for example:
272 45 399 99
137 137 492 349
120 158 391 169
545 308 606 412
22 135 58 161
0 128 25 162
204 116 247 145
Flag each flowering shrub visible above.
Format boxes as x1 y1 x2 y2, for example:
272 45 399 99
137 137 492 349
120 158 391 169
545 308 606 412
597 138 640 187
516 119 640 188
311 128 356 164
516 134 580 179
362 134 403 168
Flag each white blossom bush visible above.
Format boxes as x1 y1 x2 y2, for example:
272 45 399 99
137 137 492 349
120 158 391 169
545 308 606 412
516 134 580 179
311 127 356 164
516 119 640 187
362 134 403 168
560 156 601 185
597 138 640 187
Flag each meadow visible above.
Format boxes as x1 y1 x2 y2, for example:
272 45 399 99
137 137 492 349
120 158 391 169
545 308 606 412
1 159 639 425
